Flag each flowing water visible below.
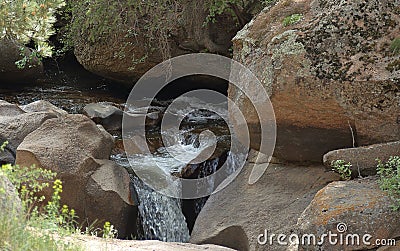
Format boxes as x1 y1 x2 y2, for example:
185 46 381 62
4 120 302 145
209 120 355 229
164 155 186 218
113 99 233 241
1 73 235 242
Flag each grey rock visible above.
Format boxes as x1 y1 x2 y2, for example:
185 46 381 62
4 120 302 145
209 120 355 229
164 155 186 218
0 110 57 164
20 100 68 117
15 115 137 236
323 141 400 177
83 103 123 132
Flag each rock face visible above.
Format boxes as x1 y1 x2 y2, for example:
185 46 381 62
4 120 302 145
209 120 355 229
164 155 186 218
72 1 261 84
229 0 400 162
296 177 400 251
0 100 57 164
323 141 400 177
15 114 137 238
0 174 22 216
0 39 43 84
190 151 339 251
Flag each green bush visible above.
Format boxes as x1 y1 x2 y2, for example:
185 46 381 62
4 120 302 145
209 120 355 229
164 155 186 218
331 160 352 181
282 13 303 26
0 141 7 151
0 163 81 250
390 38 400 55
377 156 400 210
0 0 66 58
0 142 118 249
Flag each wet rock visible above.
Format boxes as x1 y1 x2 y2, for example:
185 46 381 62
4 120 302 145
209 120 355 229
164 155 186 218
15 115 137 237
229 0 400 162
116 135 151 156
124 106 163 131
83 102 163 133
296 177 400 251
0 174 22 216
323 141 400 178
20 100 68 117
0 39 43 84
83 103 123 132
0 108 57 164
190 150 339 251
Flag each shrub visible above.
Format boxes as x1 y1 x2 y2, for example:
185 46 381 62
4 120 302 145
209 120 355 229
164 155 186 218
0 138 80 249
0 164 81 250
377 156 400 210
0 141 7 151
282 13 303 26
390 38 400 55
331 160 352 181
0 0 66 58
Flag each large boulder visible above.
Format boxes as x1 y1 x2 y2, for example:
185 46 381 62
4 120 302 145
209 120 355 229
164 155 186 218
15 114 137 237
229 0 400 162
190 150 339 251
296 177 400 251
71 1 262 84
0 39 43 84
0 100 57 164
323 141 400 177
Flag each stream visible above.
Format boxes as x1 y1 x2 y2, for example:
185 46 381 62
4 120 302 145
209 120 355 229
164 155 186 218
1 66 235 242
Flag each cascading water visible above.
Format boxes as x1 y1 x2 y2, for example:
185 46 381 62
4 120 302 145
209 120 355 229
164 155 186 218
1 77 238 242
114 154 190 242
112 97 238 241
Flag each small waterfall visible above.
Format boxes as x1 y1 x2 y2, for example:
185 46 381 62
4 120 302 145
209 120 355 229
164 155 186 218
132 176 189 242
114 156 190 242
112 97 238 241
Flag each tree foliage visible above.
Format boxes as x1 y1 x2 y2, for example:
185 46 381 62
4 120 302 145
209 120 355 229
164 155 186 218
0 0 65 57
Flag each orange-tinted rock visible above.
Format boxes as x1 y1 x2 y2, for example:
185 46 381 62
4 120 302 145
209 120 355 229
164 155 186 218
297 177 400 251
229 0 400 162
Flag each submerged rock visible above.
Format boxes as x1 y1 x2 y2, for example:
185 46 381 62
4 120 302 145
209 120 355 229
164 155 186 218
229 0 400 162
296 177 400 251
